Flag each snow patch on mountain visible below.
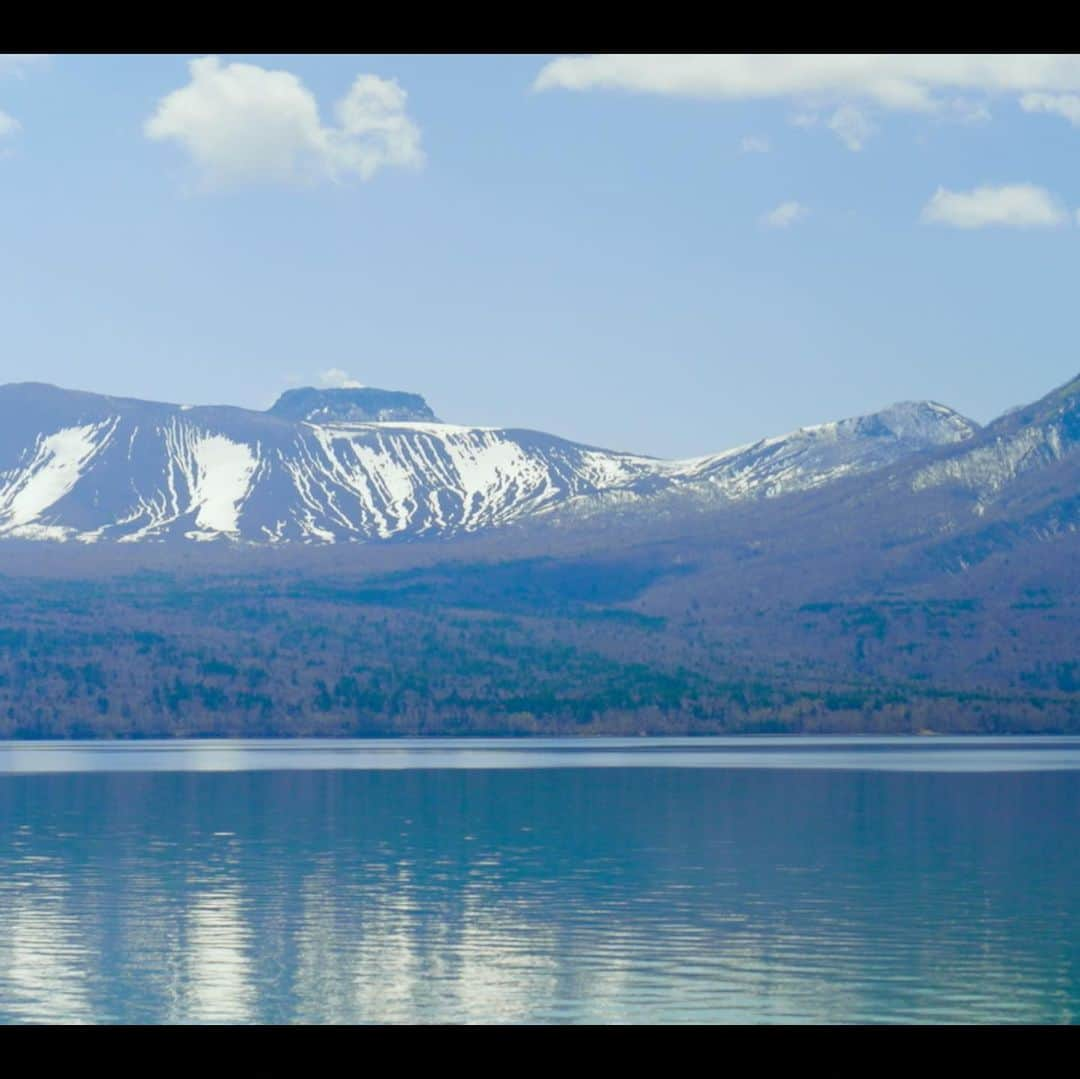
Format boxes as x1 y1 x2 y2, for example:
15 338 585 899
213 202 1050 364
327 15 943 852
185 431 261 534
912 422 1066 498
665 401 979 503
0 383 995 546
114 423 260 541
0 419 118 537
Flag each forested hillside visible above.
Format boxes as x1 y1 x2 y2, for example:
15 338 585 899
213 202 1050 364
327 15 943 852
1 371 1078 737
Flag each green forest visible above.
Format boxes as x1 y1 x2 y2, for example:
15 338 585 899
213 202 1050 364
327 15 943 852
0 556 1076 738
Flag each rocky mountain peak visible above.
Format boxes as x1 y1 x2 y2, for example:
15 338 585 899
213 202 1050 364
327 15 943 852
837 401 979 446
267 386 440 424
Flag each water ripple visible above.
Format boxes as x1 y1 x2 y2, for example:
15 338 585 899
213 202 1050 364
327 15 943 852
0 756 1077 1023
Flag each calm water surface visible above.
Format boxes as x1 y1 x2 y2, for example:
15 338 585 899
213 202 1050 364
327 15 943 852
0 736 1077 1024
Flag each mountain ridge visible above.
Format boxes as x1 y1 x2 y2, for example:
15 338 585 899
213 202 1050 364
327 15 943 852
0 373 1077 736
0 379 981 546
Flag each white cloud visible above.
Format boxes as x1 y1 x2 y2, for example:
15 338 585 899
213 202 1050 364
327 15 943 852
0 109 19 138
1020 92 1080 126
534 55 1080 147
827 104 876 151
533 55 1080 109
144 56 424 190
318 369 366 389
920 184 1069 229
739 134 770 153
761 201 808 229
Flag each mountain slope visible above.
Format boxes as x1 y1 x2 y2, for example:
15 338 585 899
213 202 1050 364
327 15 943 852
0 374 1077 736
0 382 978 545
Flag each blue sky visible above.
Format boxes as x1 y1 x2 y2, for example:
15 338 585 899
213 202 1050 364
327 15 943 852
2 53 1080 458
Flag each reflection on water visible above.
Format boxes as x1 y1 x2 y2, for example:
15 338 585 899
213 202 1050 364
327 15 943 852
0 742 1078 1023
3 735 1080 775
183 887 254 1023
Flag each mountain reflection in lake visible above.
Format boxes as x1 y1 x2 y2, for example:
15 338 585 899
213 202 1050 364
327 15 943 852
0 740 1078 1024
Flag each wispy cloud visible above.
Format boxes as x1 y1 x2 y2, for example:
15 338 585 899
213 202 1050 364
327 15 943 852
0 54 49 144
827 105 876 151
921 184 1069 229
533 55 1080 108
533 55 1080 147
145 57 424 191
950 98 992 125
1020 92 1080 126
762 201 809 229
739 134 770 154
0 55 49 78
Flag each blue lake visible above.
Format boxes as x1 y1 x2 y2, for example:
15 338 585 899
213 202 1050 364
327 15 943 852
1 736 1078 1024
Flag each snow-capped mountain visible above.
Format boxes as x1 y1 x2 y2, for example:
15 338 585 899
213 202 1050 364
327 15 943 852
0 382 979 545
909 373 1080 505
